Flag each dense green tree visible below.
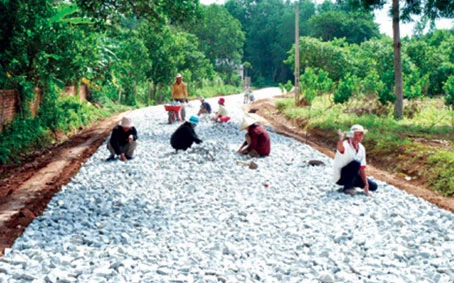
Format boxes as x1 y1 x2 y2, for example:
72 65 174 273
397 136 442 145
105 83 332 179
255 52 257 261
316 0 338 14
443 76 454 109
308 10 380 44
106 19 150 105
0 0 105 120
139 23 213 103
274 0 315 82
187 4 244 83
225 0 317 84
44 4 100 86
353 37 395 90
347 0 454 118
75 0 201 27
244 0 286 83
0 0 57 86
286 37 353 82
406 30 454 96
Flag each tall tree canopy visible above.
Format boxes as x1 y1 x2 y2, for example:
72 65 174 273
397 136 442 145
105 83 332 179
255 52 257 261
75 0 201 26
225 0 317 85
186 4 245 83
347 0 454 118
308 10 380 44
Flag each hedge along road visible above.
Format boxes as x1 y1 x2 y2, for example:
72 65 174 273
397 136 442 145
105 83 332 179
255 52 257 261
0 88 453 282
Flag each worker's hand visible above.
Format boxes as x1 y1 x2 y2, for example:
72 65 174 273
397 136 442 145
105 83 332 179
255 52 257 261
364 183 370 196
337 129 345 141
120 153 127 162
128 135 134 143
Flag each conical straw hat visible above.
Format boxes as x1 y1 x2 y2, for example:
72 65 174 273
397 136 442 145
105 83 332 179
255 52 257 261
240 115 256 131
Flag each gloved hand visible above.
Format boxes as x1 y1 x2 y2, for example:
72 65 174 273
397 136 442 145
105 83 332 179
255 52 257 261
185 99 189 103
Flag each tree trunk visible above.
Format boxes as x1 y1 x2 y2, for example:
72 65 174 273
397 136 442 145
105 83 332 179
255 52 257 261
392 0 403 118
158 84 162 104
152 83 158 104
133 81 137 101
147 81 151 105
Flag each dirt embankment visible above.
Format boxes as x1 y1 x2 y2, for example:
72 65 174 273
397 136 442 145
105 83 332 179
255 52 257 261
0 113 127 256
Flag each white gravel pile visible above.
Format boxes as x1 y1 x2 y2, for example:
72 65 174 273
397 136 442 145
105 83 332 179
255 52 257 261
1 88 453 283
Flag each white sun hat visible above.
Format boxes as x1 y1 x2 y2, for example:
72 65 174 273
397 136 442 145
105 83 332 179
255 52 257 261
120 116 134 128
350 124 367 134
240 115 256 131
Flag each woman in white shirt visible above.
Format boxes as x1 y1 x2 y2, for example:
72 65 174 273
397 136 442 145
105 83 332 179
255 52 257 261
211 97 230 123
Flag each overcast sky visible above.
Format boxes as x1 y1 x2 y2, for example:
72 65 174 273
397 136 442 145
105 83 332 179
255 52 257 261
199 0 453 38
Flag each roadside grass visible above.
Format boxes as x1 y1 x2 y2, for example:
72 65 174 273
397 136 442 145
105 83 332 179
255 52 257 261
0 95 122 166
276 95 454 196
192 78 242 99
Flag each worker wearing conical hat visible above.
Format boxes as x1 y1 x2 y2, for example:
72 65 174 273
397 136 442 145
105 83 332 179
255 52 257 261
237 115 270 157
106 116 138 162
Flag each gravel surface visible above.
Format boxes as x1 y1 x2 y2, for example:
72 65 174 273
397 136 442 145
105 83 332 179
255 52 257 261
1 88 453 283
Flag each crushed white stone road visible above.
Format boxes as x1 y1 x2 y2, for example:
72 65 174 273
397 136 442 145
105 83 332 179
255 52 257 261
1 88 453 283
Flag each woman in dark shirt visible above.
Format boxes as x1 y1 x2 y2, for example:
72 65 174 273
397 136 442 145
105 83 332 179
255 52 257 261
171 116 203 151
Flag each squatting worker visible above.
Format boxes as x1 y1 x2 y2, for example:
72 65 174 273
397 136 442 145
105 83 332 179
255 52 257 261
211 97 230 122
333 124 378 196
106 116 138 162
170 115 203 151
171 73 188 120
197 96 212 116
237 115 270 157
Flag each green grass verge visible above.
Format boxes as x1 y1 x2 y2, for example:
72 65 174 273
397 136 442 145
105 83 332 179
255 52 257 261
0 95 126 165
276 95 454 196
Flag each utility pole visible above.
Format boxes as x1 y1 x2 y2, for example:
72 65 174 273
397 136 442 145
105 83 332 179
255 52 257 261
294 3 300 106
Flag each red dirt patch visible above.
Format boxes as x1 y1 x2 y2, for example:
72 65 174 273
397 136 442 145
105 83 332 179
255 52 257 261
0 112 128 256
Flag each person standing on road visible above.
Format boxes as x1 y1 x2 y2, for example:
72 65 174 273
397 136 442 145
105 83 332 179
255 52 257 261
171 73 188 120
106 116 138 162
170 115 203 151
237 115 270 157
333 124 378 196
243 84 251 104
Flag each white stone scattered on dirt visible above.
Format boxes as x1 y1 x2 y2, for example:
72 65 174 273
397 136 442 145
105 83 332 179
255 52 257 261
0 88 453 282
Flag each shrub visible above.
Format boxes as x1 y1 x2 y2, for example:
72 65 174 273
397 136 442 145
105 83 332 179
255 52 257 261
378 87 395 106
303 88 317 106
361 70 384 97
428 150 454 196
443 75 454 109
404 71 429 100
334 73 359 104
278 80 293 93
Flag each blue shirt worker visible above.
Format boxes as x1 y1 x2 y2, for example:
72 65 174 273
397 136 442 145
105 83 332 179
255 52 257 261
197 97 212 116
